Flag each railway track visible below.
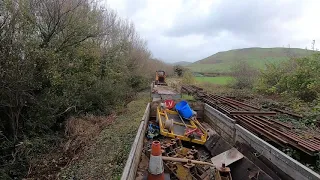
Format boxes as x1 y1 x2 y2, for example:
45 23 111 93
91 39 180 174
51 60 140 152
182 85 320 156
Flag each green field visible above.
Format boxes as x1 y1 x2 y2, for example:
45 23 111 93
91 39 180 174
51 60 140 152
195 76 234 85
187 48 314 73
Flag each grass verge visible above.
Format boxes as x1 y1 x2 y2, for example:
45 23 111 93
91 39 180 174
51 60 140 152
59 91 150 179
195 76 234 85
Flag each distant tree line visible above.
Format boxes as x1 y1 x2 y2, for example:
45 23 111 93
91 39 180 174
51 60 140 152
0 0 171 178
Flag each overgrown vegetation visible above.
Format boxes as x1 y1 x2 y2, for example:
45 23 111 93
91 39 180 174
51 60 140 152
230 60 258 89
0 0 170 178
227 53 320 103
60 92 150 179
182 70 196 85
255 53 320 102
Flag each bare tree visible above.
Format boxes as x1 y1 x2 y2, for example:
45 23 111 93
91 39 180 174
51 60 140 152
231 60 258 89
25 0 103 50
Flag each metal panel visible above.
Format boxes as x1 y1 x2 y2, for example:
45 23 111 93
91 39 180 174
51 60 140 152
204 104 320 180
205 104 236 125
235 125 320 180
204 104 236 143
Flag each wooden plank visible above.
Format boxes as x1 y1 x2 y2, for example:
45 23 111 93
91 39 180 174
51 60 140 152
130 104 150 179
121 103 150 180
121 122 144 180
142 104 150 130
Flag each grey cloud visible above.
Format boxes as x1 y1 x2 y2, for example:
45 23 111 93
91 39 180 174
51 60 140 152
108 0 314 62
166 0 305 42
158 0 307 62
149 33 255 62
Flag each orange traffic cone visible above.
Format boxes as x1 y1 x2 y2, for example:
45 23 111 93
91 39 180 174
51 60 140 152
147 141 165 180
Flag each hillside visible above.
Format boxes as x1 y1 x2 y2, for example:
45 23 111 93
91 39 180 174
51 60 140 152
172 61 192 66
187 47 315 73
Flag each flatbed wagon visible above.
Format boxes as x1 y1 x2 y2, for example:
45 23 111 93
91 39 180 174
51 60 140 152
121 83 320 180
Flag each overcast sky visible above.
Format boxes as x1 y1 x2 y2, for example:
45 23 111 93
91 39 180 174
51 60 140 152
105 0 320 63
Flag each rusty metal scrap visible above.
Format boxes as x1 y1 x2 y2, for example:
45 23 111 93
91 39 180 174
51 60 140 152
229 111 277 116
181 85 320 156
156 138 214 179
271 108 303 118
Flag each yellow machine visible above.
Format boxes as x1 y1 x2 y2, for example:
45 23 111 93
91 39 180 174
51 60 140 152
155 70 167 86
157 106 207 145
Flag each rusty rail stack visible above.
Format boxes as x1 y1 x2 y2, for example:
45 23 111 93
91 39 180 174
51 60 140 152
181 85 320 156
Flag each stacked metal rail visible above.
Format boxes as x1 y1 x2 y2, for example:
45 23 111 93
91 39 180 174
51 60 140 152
181 85 320 156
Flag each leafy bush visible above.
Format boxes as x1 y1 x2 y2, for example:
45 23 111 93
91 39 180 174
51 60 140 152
255 53 320 102
182 70 196 84
128 75 150 92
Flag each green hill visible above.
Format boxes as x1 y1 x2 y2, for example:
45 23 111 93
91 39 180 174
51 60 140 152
187 47 314 73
